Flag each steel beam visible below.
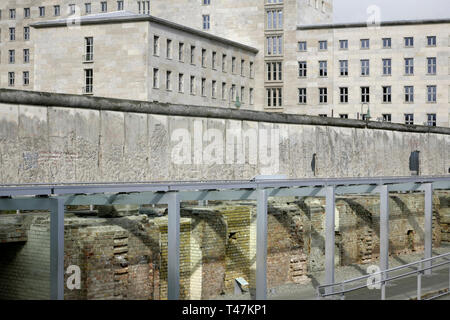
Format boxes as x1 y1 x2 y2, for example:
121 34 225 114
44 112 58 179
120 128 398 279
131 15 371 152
379 185 390 300
424 183 433 276
256 189 268 300
167 192 180 300
325 186 335 295
50 198 65 300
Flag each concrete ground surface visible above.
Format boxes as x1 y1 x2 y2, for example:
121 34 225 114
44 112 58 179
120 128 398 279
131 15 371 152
214 243 450 300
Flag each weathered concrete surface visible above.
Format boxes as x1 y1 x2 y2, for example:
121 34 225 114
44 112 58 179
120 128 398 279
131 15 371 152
0 90 449 183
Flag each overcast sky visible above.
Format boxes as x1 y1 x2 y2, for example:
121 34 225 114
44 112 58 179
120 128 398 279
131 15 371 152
333 0 450 23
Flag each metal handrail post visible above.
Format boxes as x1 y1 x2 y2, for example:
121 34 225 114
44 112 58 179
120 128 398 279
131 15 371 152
381 271 386 300
340 283 345 300
417 261 422 300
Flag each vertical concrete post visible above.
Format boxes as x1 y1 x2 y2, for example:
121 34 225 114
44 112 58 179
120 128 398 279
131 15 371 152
424 183 433 276
256 189 268 300
50 198 65 300
379 185 389 300
325 186 335 296
167 192 180 300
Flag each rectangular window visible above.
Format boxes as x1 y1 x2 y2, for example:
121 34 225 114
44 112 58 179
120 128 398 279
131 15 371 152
427 57 436 75
54 5 61 16
250 62 254 78
190 46 195 64
339 87 348 103
84 69 93 94
69 4 76 15
166 71 172 90
23 71 30 86
8 72 15 87
319 87 328 104
427 36 436 47
232 57 236 73
405 58 414 75
24 8 30 18
9 50 15 64
298 41 307 51
361 60 370 76
241 59 245 76
85 37 94 61
249 88 254 105
339 40 348 50
319 40 328 50
137 1 150 14
202 15 210 30
153 68 159 88
382 59 391 75
85 3 92 14
9 9 16 19
117 1 124 10
339 60 348 76
39 6 45 17
203 0 211 5
427 114 436 126
266 9 283 29
405 114 414 125
361 87 370 103
153 36 159 56
427 85 437 102
404 86 414 102
222 54 227 72
382 38 391 48
340 114 348 119
190 76 196 95
360 39 370 49
319 61 327 77
24 27 30 41
101 2 107 12
267 62 282 81
166 39 172 59
24 49 30 63
178 73 184 93
319 114 328 118
298 88 307 104
9 28 15 41
212 80 217 98
404 37 414 47
212 52 217 69
298 61 307 77
178 42 184 61
382 114 392 122
266 35 283 55
222 82 226 100
231 85 236 101
241 86 245 103
202 49 207 67
201 78 206 97
266 88 282 107
382 86 391 103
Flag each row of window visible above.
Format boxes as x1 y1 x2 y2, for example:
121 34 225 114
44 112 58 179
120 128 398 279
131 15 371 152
4 27 31 41
2 2 125 19
307 0 327 12
6 49 31 64
294 57 437 79
328 113 437 126
297 86 439 105
151 68 254 104
152 35 254 78
7 71 30 86
298 36 437 52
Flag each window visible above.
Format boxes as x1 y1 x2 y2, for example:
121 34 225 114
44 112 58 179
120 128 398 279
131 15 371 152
166 39 172 59
241 59 245 76
9 28 15 41
382 114 392 122
250 62 254 78
340 87 348 103
39 6 45 17
339 40 348 50
267 9 283 29
85 3 92 14
190 45 195 64
427 57 436 75
319 87 327 104
212 80 217 98
153 68 159 88
361 87 370 103
241 86 245 103
266 88 282 107
153 36 159 56
405 58 414 75
427 114 436 126
382 38 391 49
69 4 76 15
166 71 172 90
83 37 94 62
231 85 236 101
24 8 30 18
404 86 414 102
8 72 15 87
178 73 184 93
212 52 217 69
319 114 328 118
427 36 436 47
137 1 150 14
24 49 30 63
319 40 327 50
267 62 282 81
190 76 196 94
298 41 307 51
117 1 124 10
266 35 283 55
8 50 15 64
203 0 211 4
202 49 207 67
249 88 254 105
360 39 370 49
222 82 226 100
54 5 61 16
202 15 210 30
298 88 307 104
84 69 93 94
319 61 327 77
340 114 349 119
201 78 206 96
405 114 414 125
339 60 348 76
382 86 391 103
232 57 236 73
23 27 30 41
222 54 227 72
101 2 107 12
361 60 370 76
382 59 391 75
404 37 414 47
427 85 437 102
23 72 30 86
178 42 184 61
9 9 16 19
298 61 307 77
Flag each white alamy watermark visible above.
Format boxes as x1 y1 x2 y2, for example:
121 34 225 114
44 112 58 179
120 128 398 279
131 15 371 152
366 5 381 30
366 265 382 290
66 265 81 290
170 120 281 174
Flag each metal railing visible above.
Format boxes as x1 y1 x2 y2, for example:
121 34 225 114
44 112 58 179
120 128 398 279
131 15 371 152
317 252 450 300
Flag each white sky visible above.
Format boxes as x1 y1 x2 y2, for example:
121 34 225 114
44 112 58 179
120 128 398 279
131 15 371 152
333 0 450 23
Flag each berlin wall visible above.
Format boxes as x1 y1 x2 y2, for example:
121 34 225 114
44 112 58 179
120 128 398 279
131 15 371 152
0 89 449 184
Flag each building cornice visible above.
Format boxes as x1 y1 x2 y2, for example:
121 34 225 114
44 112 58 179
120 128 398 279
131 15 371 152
297 18 450 30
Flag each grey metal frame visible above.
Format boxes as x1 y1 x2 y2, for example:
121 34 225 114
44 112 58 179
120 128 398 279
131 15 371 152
1 175 449 300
